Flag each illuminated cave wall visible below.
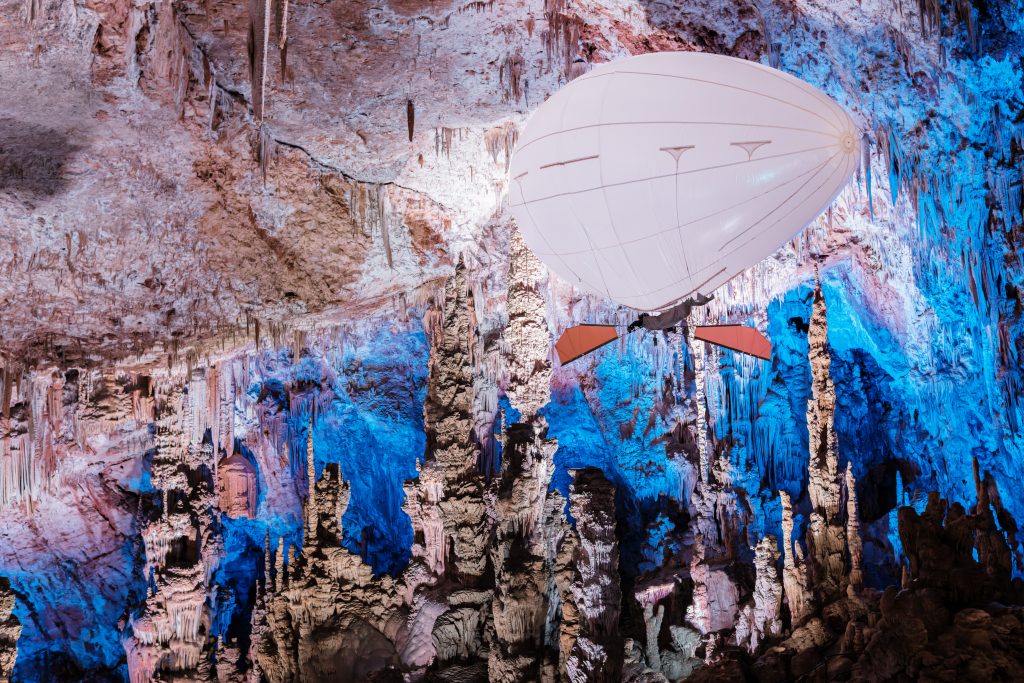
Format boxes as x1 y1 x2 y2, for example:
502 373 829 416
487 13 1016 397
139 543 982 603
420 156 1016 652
0 0 1022 680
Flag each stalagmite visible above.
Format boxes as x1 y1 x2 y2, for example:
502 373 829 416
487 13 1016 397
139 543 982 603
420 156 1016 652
419 258 488 580
804 283 847 601
504 229 552 417
737 535 784 652
305 422 316 538
845 464 864 592
688 323 711 483
490 230 557 681
566 468 622 683
643 603 665 672
544 491 578 682
489 422 556 681
274 536 284 592
780 491 813 625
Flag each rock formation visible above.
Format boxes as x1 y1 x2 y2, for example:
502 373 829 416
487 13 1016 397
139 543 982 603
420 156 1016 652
804 284 847 603
0 577 20 683
1 0 1024 680
489 226 557 681
124 377 218 683
489 422 555 681
217 452 258 519
779 490 814 626
421 258 488 581
736 536 783 653
565 467 622 683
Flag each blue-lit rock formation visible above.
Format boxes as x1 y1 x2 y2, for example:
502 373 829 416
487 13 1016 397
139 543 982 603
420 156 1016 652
1 0 1024 681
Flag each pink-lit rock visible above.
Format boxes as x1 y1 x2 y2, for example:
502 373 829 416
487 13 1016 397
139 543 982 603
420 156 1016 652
217 452 258 519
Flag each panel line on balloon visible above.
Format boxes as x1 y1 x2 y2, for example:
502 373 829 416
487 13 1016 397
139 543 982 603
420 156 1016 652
513 121 837 156
622 267 728 309
682 268 728 299
660 146 695 278
511 175 589 286
718 151 841 252
539 155 599 170
605 70 844 134
712 150 847 254
752 64 850 133
518 143 837 205
524 151 842 257
616 158 849 300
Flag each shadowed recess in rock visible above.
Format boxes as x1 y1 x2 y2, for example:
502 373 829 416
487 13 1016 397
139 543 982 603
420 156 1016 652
0 118 81 199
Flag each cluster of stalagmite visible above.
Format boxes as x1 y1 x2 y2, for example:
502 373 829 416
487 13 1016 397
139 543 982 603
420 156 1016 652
239 245 630 682
248 442 400 683
770 282 866 641
124 375 219 683
1 251 1023 683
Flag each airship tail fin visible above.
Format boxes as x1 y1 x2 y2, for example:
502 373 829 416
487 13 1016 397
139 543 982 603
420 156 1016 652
693 325 772 360
556 323 772 365
555 325 619 365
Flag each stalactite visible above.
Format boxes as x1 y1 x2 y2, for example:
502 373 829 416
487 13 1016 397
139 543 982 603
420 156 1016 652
305 419 316 538
406 99 415 142
260 0 271 120
688 323 710 484
277 0 288 50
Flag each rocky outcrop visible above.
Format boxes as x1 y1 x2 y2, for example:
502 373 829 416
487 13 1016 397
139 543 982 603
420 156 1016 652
0 577 20 683
685 534 738 635
217 452 258 519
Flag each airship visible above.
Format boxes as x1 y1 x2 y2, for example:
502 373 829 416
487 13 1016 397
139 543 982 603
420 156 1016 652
507 51 860 363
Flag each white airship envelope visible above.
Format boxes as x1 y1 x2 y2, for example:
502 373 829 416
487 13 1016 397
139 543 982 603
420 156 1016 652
508 51 860 312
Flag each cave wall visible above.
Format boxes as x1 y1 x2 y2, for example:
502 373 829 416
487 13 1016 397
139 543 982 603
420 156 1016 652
0 0 1022 680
